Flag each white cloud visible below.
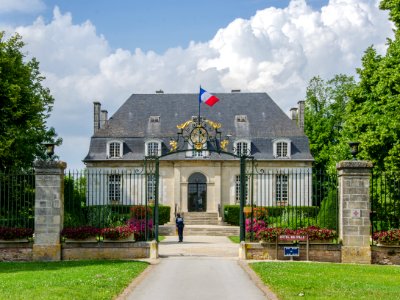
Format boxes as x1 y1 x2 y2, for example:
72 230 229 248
0 0 45 14
0 0 393 169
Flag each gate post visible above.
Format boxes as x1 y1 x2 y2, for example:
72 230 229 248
239 156 246 242
33 160 67 261
337 160 373 264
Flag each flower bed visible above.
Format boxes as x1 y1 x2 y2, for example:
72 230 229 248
101 225 134 241
0 227 33 241
373 229 400 245
61 226 100 241
255 226 337 243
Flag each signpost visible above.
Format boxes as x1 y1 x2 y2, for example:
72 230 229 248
284 247 300 257
278 235 308 260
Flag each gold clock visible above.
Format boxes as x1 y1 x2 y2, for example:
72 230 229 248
190 127 208 145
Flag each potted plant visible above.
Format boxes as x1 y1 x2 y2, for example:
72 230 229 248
0 227 33 242
61 226 100 242
101 225 134 242
373 229 400 246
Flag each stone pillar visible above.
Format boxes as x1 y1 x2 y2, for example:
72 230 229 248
337 160 373 264
33 161 67 261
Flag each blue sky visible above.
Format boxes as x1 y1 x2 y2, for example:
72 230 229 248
3 0 329 53
0 0 392 169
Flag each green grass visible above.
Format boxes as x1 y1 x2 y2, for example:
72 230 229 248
158 235 166 242
228 236 240 243
0 260 148 300
251 262 400 300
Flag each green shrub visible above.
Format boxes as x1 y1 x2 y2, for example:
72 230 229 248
317 189 338 230
224 205 240 225
156 205 171 225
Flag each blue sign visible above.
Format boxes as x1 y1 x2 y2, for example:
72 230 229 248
284 247 299 256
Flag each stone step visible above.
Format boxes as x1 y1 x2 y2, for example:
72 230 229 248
159 225 239 236
182 212 219 225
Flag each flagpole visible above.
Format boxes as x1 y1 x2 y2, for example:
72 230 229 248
198 85 201 124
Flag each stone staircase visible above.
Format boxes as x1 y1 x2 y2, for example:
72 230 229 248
159 212 239 236
183 212 219 225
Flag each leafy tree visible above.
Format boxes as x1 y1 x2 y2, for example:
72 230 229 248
345 0 400 172
304 75 356 172
0 32 61 171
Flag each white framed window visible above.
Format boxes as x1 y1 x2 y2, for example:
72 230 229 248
276 174 288 203
235 175 249 204
147 174 156 201
145 140 161 156
108 174 121 203
273 138 291 158
234 140 251 156
107 141 123 158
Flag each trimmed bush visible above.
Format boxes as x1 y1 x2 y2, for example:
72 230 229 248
224 205 240 225
156 205 171 225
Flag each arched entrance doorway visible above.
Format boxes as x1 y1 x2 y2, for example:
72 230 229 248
188 173 207 212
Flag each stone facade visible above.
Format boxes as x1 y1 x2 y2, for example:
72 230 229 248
337 160 373 264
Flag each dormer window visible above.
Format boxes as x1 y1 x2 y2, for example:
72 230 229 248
107 141 123 158
273 138 291 159
145 140 161 156
234 139 251 156
235 115 248 122
150 116 160 123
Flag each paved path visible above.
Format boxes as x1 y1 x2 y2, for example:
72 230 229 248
123 236 269 300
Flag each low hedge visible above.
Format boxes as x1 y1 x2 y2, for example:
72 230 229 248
156 205 171 225
224 205 240 226
223 205 320 226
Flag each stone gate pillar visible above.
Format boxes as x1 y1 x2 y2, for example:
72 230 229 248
33 161 67 261
337 160 373 264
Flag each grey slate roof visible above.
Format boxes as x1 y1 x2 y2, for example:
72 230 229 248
84 93 313 162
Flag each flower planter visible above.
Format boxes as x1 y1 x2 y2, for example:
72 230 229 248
65 237 98 243
377 241 399 246
0 238 30 243
309 239 334 244
102 234 135 243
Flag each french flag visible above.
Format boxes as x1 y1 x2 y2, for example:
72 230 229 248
199 87 219 107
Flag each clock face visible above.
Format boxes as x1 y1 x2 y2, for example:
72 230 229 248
190 127 208 144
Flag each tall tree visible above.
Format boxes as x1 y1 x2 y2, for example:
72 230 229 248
345 0 400 172
304 75 355 172
0 32 60 171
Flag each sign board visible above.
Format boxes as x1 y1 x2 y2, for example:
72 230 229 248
284 247 300 257
279 235 307 242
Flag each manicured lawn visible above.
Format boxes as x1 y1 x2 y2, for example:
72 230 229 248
0 260 148 300
228 236 240 243
251 262 400 300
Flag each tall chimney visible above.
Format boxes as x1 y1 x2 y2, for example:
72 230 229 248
93 102 101 133
297 100 305 131
290 107 298 127
100 110 108 129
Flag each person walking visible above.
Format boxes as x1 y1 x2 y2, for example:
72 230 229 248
176 213 185 242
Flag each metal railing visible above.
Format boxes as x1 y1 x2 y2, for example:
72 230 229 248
64 169 156 241
371 171 400 236
244 169 338 238
0 171 35 229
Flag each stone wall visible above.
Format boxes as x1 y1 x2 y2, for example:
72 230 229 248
372 246 400 265
62 241 151 260
0 243 33 261
245 242 341 262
